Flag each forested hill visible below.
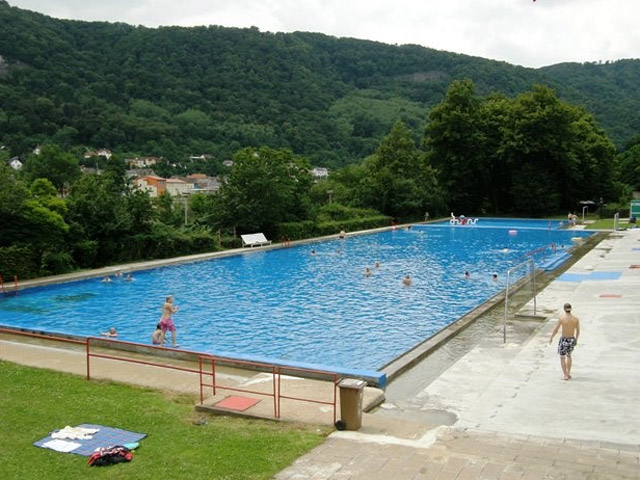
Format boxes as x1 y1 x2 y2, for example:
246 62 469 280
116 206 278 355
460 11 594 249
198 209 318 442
1 0 639 167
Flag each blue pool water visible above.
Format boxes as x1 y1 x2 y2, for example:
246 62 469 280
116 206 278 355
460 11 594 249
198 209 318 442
0 220 591 373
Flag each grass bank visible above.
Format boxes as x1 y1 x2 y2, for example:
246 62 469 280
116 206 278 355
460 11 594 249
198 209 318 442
0 362 327 479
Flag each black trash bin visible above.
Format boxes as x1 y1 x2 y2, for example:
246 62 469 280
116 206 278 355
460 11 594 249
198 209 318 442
336 378 366 431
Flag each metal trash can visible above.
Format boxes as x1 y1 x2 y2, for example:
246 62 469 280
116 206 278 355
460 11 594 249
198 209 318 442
336 378 366 431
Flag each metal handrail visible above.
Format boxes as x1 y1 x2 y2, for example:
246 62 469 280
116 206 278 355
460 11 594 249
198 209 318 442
0 329 339 424
503 258 536 343
277 366 338 425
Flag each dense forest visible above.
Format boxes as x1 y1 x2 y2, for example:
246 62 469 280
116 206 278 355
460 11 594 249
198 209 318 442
1 1 639 281
1 0 640 168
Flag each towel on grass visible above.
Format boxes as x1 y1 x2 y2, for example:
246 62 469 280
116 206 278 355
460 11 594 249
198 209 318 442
35 424 146 456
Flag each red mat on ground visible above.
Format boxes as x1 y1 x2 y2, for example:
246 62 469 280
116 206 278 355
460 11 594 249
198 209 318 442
599 293 622 298
214 396 261 411
629 265 640 269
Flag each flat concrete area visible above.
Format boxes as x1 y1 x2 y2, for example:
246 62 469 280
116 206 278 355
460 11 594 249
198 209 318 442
3 229 640 479
276 229 640 479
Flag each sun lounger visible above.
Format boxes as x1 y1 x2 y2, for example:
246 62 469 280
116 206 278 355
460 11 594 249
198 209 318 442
241 233 272 247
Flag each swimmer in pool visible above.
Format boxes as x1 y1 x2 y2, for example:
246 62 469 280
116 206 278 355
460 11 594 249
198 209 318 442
402 275 412 286
151 323 164 345
364 267 372 277
100 326 118 338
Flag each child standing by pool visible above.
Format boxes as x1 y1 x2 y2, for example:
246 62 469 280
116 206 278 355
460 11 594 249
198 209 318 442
160 295 179 347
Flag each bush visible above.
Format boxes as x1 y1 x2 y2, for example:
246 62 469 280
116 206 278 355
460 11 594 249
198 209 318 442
72 240 99 268
314 216 391 236
0 245 39 280
219 235 242 249
316 204 381 222
40 250 75 275
276 221 315 241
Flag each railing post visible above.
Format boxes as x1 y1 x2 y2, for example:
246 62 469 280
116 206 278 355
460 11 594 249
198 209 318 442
532 259 537 315
503 271 511 343
277 367 282 419
211 358 216 396
86 338 91 381
273 366 278 418
333 373 338 426
198 356 204 404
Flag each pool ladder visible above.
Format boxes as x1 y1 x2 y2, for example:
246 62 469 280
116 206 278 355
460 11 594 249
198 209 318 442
0 274 18 294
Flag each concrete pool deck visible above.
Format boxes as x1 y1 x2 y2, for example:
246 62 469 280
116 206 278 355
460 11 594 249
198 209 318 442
275 228 640 479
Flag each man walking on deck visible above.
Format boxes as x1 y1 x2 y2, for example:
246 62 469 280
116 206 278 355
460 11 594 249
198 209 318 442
549 302 580 380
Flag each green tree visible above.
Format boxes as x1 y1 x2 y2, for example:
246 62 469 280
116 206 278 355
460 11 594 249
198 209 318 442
214 147 312 235
21 144 81 193
503 86 615 214
425 79 487 213
0 164 68 251
65 175 130 265
616 143 640 192
360 120 436 218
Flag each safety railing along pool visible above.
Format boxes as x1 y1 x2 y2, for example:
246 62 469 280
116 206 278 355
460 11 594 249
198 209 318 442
0 328 339 424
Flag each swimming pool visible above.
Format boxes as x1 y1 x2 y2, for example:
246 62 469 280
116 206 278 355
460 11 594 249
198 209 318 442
0 220 591 376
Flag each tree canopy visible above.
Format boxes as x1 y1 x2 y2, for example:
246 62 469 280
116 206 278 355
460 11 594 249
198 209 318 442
1 0 639 169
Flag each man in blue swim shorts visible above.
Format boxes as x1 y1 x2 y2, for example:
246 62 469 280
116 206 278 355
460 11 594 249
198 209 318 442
549 302 581 380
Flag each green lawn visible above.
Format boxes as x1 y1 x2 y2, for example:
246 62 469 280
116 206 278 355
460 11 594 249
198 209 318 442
0 362 328 479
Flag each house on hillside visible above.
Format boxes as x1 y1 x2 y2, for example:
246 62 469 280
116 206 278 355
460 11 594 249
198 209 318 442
311 167 329 180
189 154 214 162
84 148 112 160
135 175 166 197
127 157 161 169
189 174 221 195
166 177 194 196
126 168 157 178
8 157 22 170
80 166 101 175
222 160 234 168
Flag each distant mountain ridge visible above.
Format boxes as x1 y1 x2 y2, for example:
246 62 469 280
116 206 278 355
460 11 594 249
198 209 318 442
1 0 638 167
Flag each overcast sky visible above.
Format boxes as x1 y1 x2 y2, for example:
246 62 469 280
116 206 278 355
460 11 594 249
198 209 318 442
8 0 640 68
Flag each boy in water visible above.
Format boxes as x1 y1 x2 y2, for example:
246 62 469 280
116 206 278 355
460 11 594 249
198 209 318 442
100 327 118 337
549 302 581 380
151 323 164 345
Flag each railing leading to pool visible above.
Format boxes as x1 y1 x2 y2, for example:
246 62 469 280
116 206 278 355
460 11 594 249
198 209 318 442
503 257 537 344
0 329 338 425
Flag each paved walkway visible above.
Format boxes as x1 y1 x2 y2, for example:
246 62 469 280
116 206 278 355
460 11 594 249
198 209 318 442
276 230 640 479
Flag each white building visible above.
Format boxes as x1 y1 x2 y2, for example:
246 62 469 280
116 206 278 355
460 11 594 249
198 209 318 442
166 178 194 196
311 167 329 179
9 157 22 170
127 157 160 169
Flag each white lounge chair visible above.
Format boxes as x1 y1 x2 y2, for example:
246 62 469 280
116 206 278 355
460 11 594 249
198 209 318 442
241 233 272 248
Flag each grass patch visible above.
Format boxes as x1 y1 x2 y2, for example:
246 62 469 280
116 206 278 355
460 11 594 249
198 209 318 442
585 218 616 229
0 362 328 479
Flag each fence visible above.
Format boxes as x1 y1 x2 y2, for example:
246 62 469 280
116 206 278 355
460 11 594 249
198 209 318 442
0 329 338 424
